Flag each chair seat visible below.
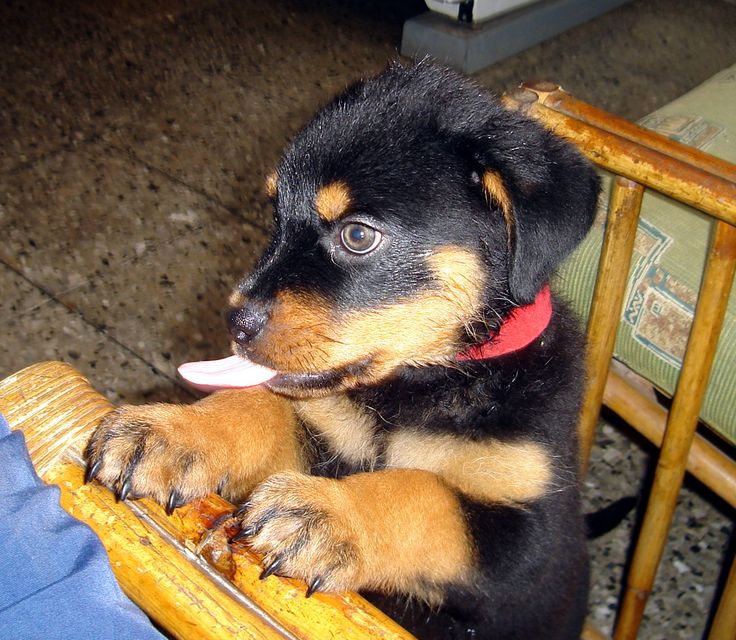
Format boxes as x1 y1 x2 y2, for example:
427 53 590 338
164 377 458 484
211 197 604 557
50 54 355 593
554 63 736 446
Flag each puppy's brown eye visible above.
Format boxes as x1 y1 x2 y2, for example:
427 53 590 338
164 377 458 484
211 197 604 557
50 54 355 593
340 223 382 254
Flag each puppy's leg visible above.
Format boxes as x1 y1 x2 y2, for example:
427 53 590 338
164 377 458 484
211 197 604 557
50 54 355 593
237 469 473 603
85 389 303 508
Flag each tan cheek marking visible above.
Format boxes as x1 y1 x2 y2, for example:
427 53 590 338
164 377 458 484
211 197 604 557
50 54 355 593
336 247 486 377
314 181 352 221
251 290 336 372
293 395 379 466
385 431 552 504
250 247 486 382
265 171 278 198
427 246 486 317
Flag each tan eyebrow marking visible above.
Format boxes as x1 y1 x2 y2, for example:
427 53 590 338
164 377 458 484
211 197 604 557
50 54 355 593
314 181 352 221
228 290 246 308
265 171 278 198
482 170 514 247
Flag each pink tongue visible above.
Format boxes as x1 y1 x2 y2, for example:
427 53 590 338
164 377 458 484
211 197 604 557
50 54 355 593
178 355 277 392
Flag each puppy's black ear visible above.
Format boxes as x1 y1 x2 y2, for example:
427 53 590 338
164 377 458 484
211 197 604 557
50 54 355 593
471 117 600 305
432 74 600 305
373 62 600 305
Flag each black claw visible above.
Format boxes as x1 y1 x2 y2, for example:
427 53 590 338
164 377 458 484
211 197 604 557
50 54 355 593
118 478 133 502
233 501 252 518
165 490 184 516
305 576 323 598
216 476 229 495
114 438 145 503
210 512 232 529
231 525 257 543
259 557 283 581
84 458 102 484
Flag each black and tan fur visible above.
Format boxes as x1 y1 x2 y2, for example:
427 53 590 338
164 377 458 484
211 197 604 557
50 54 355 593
86 62 600 639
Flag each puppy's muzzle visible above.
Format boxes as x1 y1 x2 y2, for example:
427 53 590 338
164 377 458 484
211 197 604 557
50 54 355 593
227 304 268 346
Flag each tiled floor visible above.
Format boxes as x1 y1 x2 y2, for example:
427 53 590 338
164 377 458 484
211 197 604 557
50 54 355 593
1 1 734 638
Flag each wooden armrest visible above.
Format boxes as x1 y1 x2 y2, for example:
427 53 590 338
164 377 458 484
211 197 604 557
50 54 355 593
0 362 415 640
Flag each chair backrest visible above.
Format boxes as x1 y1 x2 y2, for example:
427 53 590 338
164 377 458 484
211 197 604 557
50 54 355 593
504 83 736 640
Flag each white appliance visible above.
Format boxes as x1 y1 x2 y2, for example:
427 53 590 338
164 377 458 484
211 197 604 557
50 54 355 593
425 0 541 24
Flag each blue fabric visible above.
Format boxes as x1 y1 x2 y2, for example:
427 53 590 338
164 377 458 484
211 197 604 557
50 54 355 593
0 414 164 640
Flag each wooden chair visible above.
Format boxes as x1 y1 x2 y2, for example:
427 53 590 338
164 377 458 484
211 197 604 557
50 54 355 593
503 83 736 640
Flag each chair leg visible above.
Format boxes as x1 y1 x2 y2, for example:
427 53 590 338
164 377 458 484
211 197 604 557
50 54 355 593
578 177 643 474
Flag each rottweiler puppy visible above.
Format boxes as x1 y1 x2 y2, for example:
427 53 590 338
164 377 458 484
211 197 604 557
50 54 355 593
85 62 600 639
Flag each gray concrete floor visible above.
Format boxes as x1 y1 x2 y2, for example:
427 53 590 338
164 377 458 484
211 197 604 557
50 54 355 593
1 0 734 638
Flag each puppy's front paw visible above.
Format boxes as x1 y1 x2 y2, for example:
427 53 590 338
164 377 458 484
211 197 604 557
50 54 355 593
85 404 228 512
234 472 365 596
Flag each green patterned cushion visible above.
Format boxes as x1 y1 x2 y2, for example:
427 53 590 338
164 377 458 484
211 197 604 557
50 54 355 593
555 64 736 446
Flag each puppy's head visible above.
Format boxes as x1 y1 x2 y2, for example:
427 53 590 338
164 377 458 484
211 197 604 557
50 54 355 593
228 62 599 396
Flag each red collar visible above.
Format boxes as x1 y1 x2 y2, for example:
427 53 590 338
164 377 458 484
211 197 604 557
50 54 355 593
457 285 552 361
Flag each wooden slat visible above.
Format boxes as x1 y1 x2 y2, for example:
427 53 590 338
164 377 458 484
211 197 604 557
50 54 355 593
48 462 287 640
0 362 286 640
604 368 736 509
0 361 416 640
0 361 110 475
708 553 736 640
578 176 643 473
504 84 736 640
613 221 736 640
141 494 416 640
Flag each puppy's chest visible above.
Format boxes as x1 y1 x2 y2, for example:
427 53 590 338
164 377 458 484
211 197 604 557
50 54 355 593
293 392 556 505
292 382 490 472
293 396 383 474
292 388 485 471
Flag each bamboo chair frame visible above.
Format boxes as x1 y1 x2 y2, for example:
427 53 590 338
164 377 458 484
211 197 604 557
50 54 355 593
504 83 736 640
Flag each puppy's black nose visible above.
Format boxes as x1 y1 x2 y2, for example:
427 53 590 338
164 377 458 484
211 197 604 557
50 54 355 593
227 305 268 345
